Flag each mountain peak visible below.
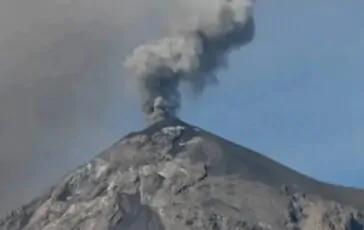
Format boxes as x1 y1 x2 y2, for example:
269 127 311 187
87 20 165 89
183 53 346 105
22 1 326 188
1 119 364 230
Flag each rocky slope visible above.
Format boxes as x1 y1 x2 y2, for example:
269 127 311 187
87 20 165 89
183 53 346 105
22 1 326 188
1 118 364 230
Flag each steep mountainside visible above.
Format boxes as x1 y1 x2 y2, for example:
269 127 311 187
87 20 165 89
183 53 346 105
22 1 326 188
1 118 364 230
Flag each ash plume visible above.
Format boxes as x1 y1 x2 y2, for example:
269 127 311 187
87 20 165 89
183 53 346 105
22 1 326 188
124 0 255 123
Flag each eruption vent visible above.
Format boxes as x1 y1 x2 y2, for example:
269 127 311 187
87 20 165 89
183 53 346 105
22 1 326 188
124 0 255 123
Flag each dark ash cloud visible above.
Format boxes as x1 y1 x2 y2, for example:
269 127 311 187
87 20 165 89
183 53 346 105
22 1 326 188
124 0 255 123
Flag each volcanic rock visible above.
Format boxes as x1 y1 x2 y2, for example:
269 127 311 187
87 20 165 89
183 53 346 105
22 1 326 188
1 118 364 230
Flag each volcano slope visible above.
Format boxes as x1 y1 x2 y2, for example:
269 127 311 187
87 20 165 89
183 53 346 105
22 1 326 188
1 118 364 230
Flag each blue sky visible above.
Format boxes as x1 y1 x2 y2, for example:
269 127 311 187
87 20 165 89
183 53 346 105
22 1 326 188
179 0 364 187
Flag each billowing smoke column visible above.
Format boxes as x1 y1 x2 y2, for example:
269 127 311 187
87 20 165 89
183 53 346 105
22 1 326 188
124 0 255 123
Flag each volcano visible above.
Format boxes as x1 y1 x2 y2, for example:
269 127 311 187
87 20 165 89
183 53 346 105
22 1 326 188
1 118 364 230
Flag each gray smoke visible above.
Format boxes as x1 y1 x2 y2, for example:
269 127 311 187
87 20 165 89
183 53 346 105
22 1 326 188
124 0 255 123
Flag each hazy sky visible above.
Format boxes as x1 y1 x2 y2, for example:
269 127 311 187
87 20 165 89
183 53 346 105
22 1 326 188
0 0 363 215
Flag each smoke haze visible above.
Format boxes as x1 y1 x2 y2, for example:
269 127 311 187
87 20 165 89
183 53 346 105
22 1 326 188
0 0 173 215
0 0 255 215
124 0 255 123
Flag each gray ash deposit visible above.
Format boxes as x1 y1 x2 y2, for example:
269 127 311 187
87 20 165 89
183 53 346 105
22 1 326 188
2 118 364 230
